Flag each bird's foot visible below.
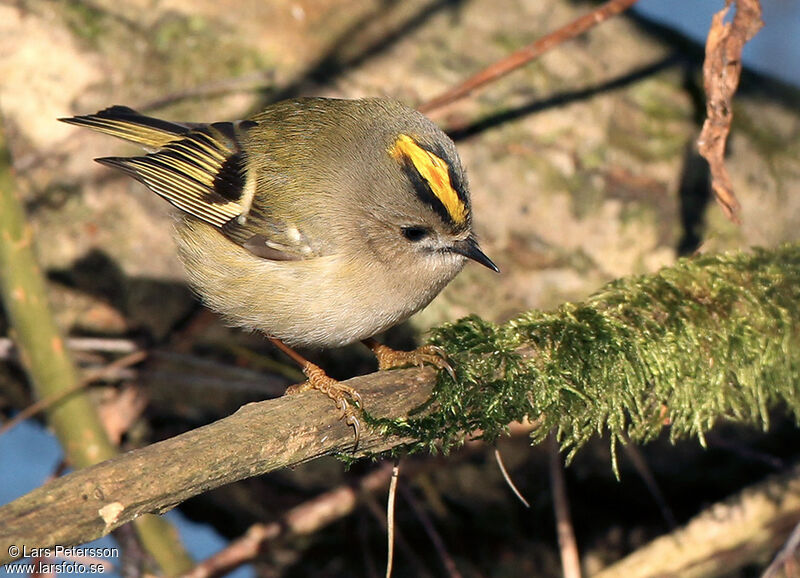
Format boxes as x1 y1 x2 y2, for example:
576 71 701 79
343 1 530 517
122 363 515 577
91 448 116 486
364 339 456 381
286 362 363 447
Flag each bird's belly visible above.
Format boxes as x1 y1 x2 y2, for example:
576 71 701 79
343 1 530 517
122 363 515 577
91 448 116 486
174 222 442 348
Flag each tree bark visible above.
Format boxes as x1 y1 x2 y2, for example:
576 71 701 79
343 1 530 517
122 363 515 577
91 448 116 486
0 366 436 562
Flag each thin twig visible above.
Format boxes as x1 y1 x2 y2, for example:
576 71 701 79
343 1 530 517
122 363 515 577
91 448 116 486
0 336 139 359
621 442 676 529
0 350 148 436
140 72 276 112
494 448 530 508
185 462 397 578
401 485 462 578
707 433 785 470
762 520 800 578
183 523 278 578
418 0 641 114
386 461 400 578
549 435 581 578
362 480 436 578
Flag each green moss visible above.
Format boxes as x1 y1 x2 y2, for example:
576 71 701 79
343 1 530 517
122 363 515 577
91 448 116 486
59 0 114 47
56 4 268 95
608 114 688 162
153 13 209 53
148 13 268 88
630 78 692 123
608 79 693 162
366 245 800 474
617 201 656 232
733 105 800 163
577 145 606 172
566 172 603 219
491 31 525 53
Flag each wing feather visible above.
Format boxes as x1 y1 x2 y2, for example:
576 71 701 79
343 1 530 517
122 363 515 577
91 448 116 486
62 106 319 261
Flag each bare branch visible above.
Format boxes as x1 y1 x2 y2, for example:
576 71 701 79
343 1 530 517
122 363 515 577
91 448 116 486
0 336 139 359
418 0 640 114
595 464 800 578
0 367 438 563
0 351 147 437
187 463 397 578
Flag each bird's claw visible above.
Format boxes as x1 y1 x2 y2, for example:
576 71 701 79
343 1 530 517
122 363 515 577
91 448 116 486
285 363 363 449
370 343 456 381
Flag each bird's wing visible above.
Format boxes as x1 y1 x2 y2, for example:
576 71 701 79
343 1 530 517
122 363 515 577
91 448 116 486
62 106 316 260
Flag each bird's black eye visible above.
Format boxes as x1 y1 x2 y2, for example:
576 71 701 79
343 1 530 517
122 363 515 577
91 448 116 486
401 226 431 242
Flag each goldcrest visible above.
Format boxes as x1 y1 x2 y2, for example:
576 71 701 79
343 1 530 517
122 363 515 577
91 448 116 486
62 98 497 351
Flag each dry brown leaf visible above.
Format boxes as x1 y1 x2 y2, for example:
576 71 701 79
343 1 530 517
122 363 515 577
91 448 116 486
697 0 764 223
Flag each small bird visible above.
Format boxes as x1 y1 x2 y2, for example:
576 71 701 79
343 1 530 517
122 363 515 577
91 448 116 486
61 97 497 442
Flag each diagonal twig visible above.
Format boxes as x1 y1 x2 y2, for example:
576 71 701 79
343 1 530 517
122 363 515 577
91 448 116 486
184 462 397 578
762 519 800 578
401 484 462 578
418 0 641 114
0 350 148 436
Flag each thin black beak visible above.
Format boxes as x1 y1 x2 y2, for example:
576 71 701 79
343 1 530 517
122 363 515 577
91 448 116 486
452 236 499 272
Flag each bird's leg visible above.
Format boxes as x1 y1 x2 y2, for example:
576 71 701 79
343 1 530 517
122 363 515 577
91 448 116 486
270 337 362 446
362 338 456 381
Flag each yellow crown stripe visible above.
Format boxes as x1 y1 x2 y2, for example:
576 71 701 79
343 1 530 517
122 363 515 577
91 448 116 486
391 134 467 225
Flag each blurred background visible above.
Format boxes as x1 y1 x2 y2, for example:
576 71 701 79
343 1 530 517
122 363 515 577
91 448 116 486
1 0 800 576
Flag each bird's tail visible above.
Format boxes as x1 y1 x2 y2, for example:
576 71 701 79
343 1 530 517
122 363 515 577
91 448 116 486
60 105 192 150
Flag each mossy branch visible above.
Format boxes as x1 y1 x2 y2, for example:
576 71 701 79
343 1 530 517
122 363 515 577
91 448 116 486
1 244 798 559
403 244 800 470
0 120 192 574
